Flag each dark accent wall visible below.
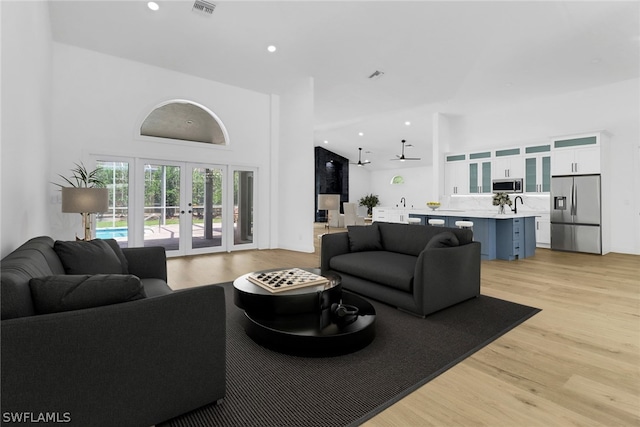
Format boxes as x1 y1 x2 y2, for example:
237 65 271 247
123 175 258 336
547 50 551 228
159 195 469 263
315 146 349 222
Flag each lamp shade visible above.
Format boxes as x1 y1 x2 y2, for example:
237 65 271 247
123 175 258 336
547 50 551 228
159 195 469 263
61 187 109 213
318 194 340 210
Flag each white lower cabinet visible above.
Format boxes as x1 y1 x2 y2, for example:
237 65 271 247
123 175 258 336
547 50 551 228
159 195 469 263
372 208 409 223
535 214 550 248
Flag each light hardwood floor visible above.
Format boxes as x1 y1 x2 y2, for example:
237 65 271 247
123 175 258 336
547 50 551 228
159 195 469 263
167 225 640 426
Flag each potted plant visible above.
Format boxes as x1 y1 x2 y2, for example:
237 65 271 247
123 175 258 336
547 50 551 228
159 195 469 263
358 193 380 216
55 162 105 189
492 192 512 214
55 163 108 240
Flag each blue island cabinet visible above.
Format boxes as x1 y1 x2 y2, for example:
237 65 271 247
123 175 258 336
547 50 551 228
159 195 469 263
408 214 496 260
408 214 536 261
496 217 536 260
446 216 496 260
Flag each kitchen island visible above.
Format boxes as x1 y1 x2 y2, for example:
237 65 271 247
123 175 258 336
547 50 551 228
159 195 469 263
406 210 537 261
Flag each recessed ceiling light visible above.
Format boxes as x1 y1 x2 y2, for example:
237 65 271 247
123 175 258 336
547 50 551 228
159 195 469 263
405 121 411 126
358 132 364 136
323 140 329 144
267 45 277 53
147 2 160 11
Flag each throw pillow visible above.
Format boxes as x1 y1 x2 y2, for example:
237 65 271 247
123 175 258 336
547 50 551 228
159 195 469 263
54 239 123 275
425 231 460 249
29 274 146 314
103 239 129 274
347 224 382 252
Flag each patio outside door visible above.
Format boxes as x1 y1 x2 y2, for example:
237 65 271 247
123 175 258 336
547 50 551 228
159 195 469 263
232 169 256 249
142 161 226 256
190 164 225 254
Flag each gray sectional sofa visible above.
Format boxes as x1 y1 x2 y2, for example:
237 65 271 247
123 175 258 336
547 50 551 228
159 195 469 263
1 236 226 427
321 222 481 317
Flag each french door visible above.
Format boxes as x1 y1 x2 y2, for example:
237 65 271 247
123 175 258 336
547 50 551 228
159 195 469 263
96 157 256 256
140 160 227 256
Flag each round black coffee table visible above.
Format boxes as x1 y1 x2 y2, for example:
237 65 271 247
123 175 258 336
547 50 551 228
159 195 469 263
233 269 376 357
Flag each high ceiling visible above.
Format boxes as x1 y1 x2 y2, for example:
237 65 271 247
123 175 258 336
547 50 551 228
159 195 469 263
48 0 640 170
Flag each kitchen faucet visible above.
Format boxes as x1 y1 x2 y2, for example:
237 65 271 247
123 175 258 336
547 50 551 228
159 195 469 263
513 196 523 214
400 197 406 208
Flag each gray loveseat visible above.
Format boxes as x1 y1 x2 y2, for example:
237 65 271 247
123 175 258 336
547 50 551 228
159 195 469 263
1 236 226 427
321 222 481 317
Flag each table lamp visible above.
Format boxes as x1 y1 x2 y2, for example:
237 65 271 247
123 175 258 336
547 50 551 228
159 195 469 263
62 187 109 240
318 194 340 233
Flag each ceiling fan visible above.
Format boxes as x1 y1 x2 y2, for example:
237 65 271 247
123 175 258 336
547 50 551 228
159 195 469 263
391 139 421 161
351 147 371 167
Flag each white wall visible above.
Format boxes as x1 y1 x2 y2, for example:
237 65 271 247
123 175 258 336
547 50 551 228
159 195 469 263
370 166 435 209
448 78 640 254
348 164 371 215
1 1 53 257
276 77 315 252
49 43 275 247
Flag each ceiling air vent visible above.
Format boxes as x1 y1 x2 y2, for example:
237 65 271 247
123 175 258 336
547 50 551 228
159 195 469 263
368 70 385 80
192 0 216 16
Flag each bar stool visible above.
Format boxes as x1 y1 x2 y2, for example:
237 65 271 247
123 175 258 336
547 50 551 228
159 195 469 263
407 218 422 225
455 220 474 230
455 221 473 237
428 219 445 227
455 221 474 241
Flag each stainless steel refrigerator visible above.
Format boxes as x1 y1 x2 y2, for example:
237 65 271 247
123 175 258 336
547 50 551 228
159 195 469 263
551 174 602 254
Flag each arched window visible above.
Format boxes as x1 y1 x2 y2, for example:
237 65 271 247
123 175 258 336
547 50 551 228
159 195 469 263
140 100 228 145
390 175 405 184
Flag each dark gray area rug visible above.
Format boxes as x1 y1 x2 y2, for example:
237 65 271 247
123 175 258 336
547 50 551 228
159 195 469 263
160 283 540 427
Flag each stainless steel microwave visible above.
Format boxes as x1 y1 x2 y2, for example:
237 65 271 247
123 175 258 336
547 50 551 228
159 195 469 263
492 178 523 193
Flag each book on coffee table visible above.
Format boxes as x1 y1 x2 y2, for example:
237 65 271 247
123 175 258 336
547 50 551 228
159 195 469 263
247 268 329 293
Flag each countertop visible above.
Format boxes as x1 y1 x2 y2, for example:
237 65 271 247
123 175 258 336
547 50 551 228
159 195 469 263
387 208 541 219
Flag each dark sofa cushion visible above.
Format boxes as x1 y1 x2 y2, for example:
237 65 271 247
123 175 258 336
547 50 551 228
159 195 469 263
347 224 382 252
426 232 460 249
376 222 473 256
1 236 65 320
103 239 129 274
29 274 146 314
329 251 416 292
53 239 123 275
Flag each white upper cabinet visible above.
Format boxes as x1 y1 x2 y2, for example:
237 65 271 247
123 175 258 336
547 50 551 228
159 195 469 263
551 135 601 175
524 144 551 193
468 151 492 194
444 154 468 195
444 132 604 197
492 148 524 179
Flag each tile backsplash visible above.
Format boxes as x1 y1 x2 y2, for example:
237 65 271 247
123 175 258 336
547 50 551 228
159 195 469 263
443 194 550 214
